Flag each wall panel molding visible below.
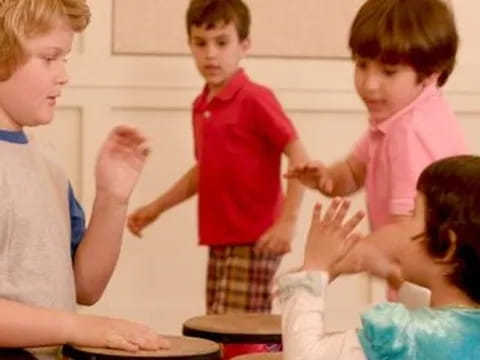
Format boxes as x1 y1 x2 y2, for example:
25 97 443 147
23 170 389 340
112 0 363 58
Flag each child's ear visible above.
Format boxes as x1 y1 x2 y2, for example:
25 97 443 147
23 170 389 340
422 72 441 87
436 229 457 263
241 37 251 53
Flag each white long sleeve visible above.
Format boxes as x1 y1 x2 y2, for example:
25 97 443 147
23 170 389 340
278 271 366 360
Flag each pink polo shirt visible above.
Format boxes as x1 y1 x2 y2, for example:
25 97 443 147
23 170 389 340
193 69 297 246
351 84 467 231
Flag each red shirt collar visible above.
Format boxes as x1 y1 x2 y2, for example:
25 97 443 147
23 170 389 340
199 69 248 103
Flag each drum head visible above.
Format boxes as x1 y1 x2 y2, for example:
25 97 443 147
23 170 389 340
62 335 220 360
182 314 281 343
230 352 282 360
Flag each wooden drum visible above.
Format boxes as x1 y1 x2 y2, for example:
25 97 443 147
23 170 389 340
231 353 282 360
62 335 220 360
182 314 281 360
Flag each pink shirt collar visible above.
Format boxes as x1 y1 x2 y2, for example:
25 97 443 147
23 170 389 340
371 84 439 134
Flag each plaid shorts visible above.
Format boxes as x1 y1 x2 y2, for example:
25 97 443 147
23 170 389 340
206 244 281 314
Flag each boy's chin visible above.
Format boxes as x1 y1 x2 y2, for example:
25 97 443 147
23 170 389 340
206 78 228 90
205 75 226 85
369 112 389 124
29 115 54 127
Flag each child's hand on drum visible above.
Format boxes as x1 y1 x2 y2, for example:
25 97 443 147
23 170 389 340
284 161 333 194
68 314 170 352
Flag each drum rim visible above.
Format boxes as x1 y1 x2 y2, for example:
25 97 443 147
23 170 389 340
182 326 282 344
62 344 221 360
0 348 37 359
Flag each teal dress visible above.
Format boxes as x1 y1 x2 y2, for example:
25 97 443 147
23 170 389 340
358 303 480 359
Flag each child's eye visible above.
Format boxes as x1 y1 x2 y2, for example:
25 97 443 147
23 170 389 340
194 41 206 47
355 61 368 69
382 68 398 76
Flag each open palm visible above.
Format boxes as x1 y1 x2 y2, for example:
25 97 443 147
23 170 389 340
96 125 150 203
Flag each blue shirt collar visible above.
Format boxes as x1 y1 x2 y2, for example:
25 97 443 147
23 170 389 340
0 129 28 144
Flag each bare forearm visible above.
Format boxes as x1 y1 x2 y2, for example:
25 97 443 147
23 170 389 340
0 299 73 347
281 140 308 221
151 165 199 213
73 194 128 305
280 178 304 222
328 161 362 196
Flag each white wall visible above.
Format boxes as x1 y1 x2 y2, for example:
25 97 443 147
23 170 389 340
29 0 480 336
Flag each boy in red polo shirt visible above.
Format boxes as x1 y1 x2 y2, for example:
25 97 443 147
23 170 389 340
128 0 308 314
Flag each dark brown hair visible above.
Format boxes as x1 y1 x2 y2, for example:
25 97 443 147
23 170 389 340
417 155 480 303
349 0 458 86
186 0 250 40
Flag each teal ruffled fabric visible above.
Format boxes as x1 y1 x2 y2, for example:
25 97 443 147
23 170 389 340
358 303 480 359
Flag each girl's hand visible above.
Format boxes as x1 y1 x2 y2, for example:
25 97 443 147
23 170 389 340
302 198 364 271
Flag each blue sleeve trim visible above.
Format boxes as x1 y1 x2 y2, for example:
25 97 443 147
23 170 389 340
68 183 86 257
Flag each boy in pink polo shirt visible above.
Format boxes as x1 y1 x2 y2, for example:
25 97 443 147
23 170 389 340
286 0 467 295
128 0 308 315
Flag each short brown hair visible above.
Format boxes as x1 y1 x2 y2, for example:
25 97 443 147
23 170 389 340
0 0 90 81
186 0 250 40
349 0 458 86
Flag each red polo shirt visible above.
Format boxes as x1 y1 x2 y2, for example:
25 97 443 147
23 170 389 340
193 69 297 246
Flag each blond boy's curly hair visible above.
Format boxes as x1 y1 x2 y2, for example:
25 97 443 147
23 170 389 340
0 0 90 80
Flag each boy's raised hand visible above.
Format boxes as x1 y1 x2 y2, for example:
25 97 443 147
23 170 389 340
68 314 170 352
284 161 333 194
95 125 151 204
302 198 364 271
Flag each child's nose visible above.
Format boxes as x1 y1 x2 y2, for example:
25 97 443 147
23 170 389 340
363 73 381 92
56 62 69 85
206 44 218 58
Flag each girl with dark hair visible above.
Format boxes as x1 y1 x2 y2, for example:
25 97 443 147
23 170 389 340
280 156 480 359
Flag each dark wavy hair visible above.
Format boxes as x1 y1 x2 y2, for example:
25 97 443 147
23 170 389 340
417 155 480 303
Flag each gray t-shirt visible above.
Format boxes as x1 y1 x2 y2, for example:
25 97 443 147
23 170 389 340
0 130 86 358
